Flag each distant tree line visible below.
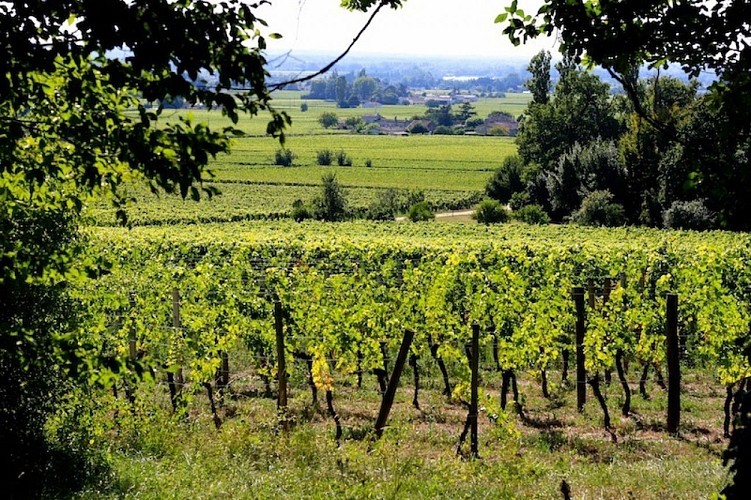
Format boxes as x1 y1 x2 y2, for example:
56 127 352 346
487 50 751 231
303 69 409 108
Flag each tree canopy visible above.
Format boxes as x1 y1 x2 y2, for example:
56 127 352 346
499 1 751 230
498 0 750 134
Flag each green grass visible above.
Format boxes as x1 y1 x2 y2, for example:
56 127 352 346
91 123 518 225
212 166 490 191
77 365 731 499
216 134 516 170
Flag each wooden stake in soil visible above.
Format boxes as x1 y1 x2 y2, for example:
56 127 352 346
573 287 586 411
169 288 183 412
275 301 289 430
409 353 420 410
469 324 480 458
725 384 735 438
375 329 415 438
428 333 451 397
124 292 137 410
216 350 230 394
128 292 137 361
666 293 680 434
603 278 613 386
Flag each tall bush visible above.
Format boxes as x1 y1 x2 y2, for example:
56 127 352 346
313 174 348 221
473 199 510 224
407 201 434 222
275 149 295 167
571 190 626 227
486 155 525 204
663 199 716 230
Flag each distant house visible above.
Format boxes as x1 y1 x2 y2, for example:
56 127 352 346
362 114 382 125
359 114 413 135
361 101 383 109
451 94 479 104
474 113 519 136
424 94 452 106
407 119 434 134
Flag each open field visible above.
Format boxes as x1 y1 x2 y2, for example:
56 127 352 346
99 101 522 225
215 134 515 170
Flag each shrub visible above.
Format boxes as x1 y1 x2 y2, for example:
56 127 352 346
406 190 426 208
486 155 525 204
344 116 365 131
465 116 485 129
408 122 429 134
365 159 373 168
407 201 434 222
274 149 294 166
312 173 347 221
509 191 530 211
571 190 626 227
433 125 453 135
316 149 333 166
487 125 509 136
472 199 510 224
514 204 550 224
318 111 338 129
336 150 353 167
290 199 312 222
366 188 408 221
663 199 716 230
300 102 308 112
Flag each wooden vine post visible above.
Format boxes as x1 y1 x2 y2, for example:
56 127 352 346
469 323 480 458
124 292 137 409
573 286 587 411
375 329 414 438
128 292 137 361
666 293 680 434
275 301 289 431
168 288 183 412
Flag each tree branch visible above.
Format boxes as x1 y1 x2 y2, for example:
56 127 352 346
267 0 390 92
606 68 669 136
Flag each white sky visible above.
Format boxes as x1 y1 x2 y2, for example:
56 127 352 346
257 0 557 59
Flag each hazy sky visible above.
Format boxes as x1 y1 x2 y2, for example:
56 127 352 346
258 0 557 59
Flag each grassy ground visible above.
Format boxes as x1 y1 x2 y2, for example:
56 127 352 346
79 362 732 499
217 134 516 171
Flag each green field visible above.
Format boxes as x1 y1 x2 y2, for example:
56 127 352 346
217 134 515 170
106 93 524 226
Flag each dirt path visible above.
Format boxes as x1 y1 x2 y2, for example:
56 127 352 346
395 209 474 222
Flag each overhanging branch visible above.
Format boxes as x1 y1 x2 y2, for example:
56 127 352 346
267 0 390 92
